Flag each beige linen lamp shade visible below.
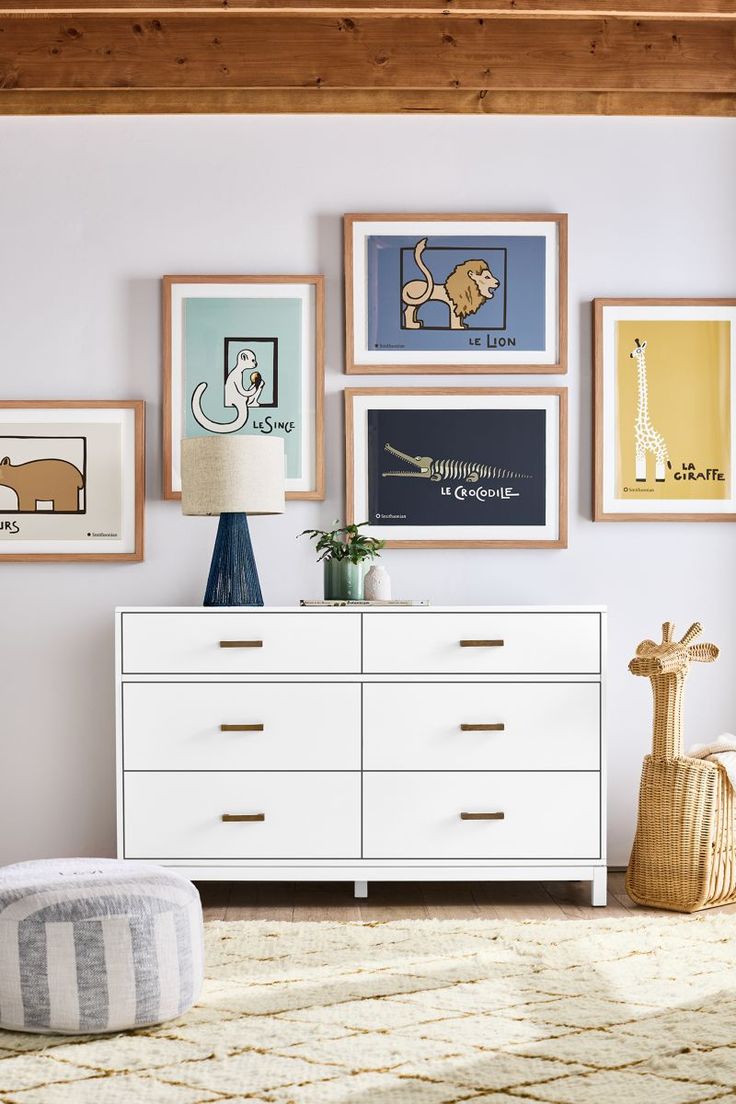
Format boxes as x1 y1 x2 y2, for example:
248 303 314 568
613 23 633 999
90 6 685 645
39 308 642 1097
181 436 285 516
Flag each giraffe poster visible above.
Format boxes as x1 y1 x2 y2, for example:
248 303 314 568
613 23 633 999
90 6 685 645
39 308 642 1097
346 388 567 549
595 300 736 521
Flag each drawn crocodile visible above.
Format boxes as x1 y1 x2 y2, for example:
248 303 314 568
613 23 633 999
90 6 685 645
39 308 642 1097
382 443 531 483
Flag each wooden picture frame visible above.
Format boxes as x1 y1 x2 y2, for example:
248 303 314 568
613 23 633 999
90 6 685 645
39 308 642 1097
346 387 567 549
344 213 567 375
0 400 144 562
594 298 736 522
163 275 325 501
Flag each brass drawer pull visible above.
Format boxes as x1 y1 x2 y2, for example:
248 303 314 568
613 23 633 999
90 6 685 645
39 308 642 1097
460 811 505 821
221 813 265 822
460 723 505 732
220 723 265 732
220 640 263 649
460 639 504 648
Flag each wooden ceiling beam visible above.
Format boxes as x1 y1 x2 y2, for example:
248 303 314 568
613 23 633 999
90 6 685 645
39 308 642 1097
1 14 734 91
1 3 734 114
4 2 736 14
4 88 735 115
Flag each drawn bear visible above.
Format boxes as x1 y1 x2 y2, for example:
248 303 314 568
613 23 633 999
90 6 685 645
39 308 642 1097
0 456 84 512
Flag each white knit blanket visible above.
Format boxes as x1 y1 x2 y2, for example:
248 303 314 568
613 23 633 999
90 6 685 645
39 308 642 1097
688 735 736 791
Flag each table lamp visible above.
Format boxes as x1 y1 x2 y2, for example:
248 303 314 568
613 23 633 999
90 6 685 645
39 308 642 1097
181 436 285 606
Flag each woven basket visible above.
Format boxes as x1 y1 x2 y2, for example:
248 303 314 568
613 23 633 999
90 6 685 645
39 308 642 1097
625 621 736 913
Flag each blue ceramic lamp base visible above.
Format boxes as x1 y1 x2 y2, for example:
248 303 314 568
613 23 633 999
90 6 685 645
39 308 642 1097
204 512 264 607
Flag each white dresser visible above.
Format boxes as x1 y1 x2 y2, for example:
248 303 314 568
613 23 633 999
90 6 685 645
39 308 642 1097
116 606 607 904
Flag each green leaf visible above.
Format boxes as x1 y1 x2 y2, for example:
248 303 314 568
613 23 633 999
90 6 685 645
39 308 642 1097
298 520 384 564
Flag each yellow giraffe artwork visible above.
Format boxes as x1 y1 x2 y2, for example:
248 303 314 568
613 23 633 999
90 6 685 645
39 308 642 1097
630 338 672 483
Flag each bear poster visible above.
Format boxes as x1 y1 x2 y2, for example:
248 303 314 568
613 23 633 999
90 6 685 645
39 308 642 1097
163 276 324 501
346 388 566 549
0 402 144 561
594 300 736 521
345 214 566 374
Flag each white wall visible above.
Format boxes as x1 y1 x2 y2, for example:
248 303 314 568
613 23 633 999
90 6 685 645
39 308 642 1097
1 114 734 869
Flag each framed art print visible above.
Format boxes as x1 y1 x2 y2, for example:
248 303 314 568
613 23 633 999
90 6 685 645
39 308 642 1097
163 275 324 500
344 213 567 374
346 388 567 548
594 299 736 521
0 401 144 562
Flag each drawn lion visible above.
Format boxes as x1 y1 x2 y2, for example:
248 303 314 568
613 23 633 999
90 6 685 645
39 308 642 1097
401 238 500 330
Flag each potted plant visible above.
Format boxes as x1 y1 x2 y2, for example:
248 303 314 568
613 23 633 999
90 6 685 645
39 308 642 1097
299 521 385 601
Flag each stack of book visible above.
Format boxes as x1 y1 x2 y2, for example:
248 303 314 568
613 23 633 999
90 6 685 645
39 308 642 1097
299 599 429 607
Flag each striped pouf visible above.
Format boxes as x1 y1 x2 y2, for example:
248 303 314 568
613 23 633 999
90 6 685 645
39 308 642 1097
0 858 204 1034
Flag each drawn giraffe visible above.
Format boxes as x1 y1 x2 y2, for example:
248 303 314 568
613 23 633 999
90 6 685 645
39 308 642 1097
630 337 672 483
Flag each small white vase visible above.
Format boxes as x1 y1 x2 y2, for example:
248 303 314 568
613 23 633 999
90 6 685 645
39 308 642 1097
364 564 392 602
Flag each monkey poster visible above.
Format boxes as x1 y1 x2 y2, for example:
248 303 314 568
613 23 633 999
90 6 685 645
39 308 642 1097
594 301 736 521
346 215 565 373
183 298 301 468
164 277 324 501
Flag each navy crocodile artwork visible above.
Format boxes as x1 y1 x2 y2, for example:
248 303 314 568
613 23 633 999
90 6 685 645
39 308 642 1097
367 407 547 528
382 442 532 484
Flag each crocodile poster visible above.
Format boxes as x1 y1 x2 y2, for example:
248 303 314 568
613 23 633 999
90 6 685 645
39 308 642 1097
347 389 566 549
163 277 324 501
368 408 546 527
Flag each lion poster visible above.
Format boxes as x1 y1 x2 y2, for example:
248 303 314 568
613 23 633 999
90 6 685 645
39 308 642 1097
345 214 566 374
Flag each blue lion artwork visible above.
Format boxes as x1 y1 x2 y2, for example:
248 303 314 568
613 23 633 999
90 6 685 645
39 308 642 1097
368 235 545 351
346 215 565 373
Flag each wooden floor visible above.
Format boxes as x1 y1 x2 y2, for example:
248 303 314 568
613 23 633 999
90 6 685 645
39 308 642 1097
196 871 736 922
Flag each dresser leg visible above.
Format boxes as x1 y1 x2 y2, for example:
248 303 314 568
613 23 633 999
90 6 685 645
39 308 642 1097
591 868 607 907
354 881 368 899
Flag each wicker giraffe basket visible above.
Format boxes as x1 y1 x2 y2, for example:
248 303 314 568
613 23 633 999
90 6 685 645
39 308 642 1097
626 621 736 913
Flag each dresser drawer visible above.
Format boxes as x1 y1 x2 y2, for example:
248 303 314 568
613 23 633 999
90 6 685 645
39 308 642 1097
363 683 600 772
123 683 361 771
121 612 361 674
124 771 361 859
363 771 600 859
362 613 600 674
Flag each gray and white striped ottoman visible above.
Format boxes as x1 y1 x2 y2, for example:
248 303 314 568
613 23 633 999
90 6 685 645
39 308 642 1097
0 858 204 1034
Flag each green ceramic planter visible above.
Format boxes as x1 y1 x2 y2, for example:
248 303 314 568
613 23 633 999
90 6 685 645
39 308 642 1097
323 559 365 601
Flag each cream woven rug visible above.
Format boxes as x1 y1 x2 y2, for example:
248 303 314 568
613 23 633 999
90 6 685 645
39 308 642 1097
1 916 735 1104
